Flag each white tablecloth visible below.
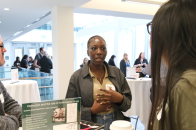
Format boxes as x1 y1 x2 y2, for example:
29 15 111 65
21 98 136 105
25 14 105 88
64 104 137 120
125 78 152 130
2 80 41 105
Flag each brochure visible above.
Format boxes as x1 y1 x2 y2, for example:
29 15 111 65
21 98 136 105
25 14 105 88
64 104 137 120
22 98 81 130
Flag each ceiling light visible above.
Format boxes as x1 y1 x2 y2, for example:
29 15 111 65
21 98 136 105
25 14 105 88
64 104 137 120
122 0 168 5
4 8 9 11
0 21 1 23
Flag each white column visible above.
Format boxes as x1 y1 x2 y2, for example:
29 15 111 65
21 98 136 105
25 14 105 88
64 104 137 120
51 6 74 100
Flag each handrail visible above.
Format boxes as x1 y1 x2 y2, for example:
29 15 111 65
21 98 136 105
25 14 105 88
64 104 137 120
0 77 53 81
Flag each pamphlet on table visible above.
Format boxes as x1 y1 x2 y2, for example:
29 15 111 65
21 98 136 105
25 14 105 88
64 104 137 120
22 98 81 130
11 69 19 83
126 67 139 79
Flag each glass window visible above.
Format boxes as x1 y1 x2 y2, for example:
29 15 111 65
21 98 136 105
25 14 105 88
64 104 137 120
15 49 23 60
29 49 36 59
135 25 146 59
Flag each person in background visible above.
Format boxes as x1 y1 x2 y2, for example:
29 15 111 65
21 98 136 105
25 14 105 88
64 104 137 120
120 53 130 77
20 55 28 69
0 35 22 129
40 51 53 73
148 0 196 129
80 57 88 68
34 47 44 68
66 35 132 130
13 56 21 68
134 52 148 77
136 58 168 101
108 55 116 66
28 56 33 64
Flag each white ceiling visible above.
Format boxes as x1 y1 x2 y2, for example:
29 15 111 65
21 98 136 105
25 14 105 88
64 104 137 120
0 0 161 42
0 0 91 41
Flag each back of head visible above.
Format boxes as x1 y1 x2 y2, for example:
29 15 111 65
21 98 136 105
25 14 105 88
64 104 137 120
110 55 116 60
149 0 196 129
22 55 28 60
43 51 48 56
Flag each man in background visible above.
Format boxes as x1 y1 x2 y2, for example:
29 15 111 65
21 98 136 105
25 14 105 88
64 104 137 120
34 47 44 68
0 35 22 129
40 51 53 73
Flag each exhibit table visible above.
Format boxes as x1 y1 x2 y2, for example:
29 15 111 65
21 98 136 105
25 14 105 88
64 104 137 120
2 80 41 105
124 78 152 130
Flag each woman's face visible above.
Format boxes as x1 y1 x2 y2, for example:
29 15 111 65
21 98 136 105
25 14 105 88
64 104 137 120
84 58 88 64
87 37 107 66
141 52 145 58
125 54 128 59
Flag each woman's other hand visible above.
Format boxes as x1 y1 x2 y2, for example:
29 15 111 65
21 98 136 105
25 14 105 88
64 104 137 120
96 87 123 104
91 100 112 115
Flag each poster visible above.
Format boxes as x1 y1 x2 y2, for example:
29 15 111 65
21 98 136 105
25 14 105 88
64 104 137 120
22 98 81 130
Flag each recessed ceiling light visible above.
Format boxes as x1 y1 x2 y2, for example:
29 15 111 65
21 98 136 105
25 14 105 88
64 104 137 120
4 8 9 11
0 21 1 23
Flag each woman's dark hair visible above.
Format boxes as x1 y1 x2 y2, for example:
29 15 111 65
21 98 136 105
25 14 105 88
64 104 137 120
87 35 106 49
22 55 28 60
110 55 116 60
137 52 146 60
29 56 33 61
149 0 196 130
15 56 20 62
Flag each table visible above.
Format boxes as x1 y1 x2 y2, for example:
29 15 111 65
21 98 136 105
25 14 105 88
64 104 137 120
2 80 41 105
124 78 152 130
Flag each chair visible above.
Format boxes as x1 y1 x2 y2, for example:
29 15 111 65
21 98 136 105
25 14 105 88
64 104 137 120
130 116 139 130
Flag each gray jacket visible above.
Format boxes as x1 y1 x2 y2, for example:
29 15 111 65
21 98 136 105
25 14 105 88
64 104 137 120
66 61 132 122
0 81 22 130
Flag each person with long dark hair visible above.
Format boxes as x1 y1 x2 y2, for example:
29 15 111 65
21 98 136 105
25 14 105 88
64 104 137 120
108 55 116 66
148 0 196 130
134 52 148 77
20 55 28 68
66 35 132 130
13 56 21 68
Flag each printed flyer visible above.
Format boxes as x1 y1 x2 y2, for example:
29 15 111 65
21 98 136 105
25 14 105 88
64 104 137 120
22 98 81 130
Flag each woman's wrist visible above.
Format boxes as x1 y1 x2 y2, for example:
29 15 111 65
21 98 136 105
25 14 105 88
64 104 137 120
91 107 96 115
117 94 124 104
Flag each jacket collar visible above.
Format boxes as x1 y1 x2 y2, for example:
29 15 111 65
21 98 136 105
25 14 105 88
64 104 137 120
82 60 116 78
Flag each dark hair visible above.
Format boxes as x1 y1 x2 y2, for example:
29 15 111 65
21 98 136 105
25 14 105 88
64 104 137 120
29 56 33 61
137 52 146 60
87 35 106 49
22 55 28 60
40 47 44 52
149 0 196 130
110 55 116 60
15 56 20 62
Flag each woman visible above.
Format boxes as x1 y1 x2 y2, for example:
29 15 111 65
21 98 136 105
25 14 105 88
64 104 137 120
80 57 89 68
108 55 116 66
13 56 21 68
120 53 130 77
66 35 132 130
148 0 196 130
20 55 28 68
28 56 34 64
134 52 148 77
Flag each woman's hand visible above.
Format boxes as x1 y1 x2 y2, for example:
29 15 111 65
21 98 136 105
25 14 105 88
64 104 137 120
96 87 123 104
91 100 112 115
136 68 142 72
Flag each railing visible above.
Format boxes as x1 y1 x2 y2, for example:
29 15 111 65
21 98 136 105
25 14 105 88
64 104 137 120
0 67 53 101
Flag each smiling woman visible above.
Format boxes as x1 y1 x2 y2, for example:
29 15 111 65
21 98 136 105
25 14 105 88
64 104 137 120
66 35 132 130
